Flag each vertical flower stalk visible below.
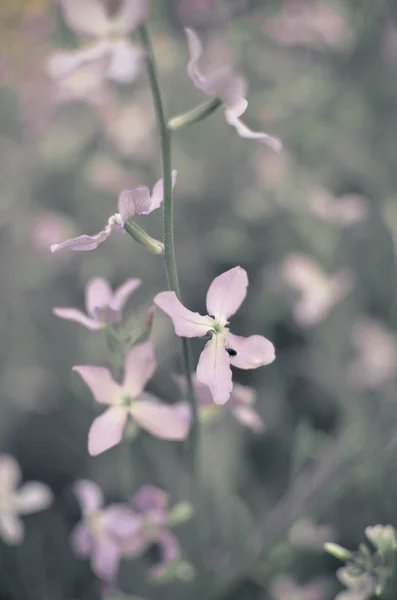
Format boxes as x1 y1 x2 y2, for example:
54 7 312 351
138 25 199 491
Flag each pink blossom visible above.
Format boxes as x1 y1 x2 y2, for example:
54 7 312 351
176 374 264 432
50 172 176 253
308 188 368 227
154 267 275 405
47 0 149 85
71 479 140 582
185 28 282 153
0 454 53 545
53 277 141 330
73 342 190 456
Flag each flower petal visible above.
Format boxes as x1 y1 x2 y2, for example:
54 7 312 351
149 170 178 213
106 505 143 538
151 529 181 577
0 515 24 545
154 291 213 337
111 0 149 34
15 482 53 514
85 277 112 318
53 308 102 330
88 407 128 456
110 278 141 311
46 43 108 79
227 333 275 369
134 485 168 514
131 394 190 440
224 104 282 153
74 479 103 513
185 28 208 93
58 0 109 37
122 342 157 396
73 366 121 405
106 40 145 84
232 405 264 432
196 336 232 405
71 522 92 556
0 454 21 492
206 266 248 322
92 535 121 582
50 227 112 253
118 186 152 223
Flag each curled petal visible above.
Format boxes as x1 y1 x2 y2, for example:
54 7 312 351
225 104 282 153
196 336 232 405
131 394 190 440
71 522 92 556
88 407 128 456
0 515 24 545
0 454 21 492
73 366 121 405
92 535 121 582
111 0 150 34
85 277 112 317
227 333 275 369
150 170 178 213
15 483 53 514
107 40 145 84
53 308 102 330
110 278 141 311
122 342 157 396
118 187 152 223
185 27 207 92
151 529 181 577
50 226 113 253
74 479 103 513
206 266 248 322
58 0 109 37
154 291 213 338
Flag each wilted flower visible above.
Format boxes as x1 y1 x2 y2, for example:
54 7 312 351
281 254 354 327
47 0 149 85
308 189 368 227
155 267 275 405
71 479 139 582
335 567 375 600
73 341 189 455
176 374 264 432
0 454 53 545
121 485 183 578
184 28 282 153
50 172 176 253
54 276 141 330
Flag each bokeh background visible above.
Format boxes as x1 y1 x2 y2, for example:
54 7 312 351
1 0 397 598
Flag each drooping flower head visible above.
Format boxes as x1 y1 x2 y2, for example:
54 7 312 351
73 341 189 456
54 276 141 330
0 454 53 545
155 267 275 405
185 28 282 153
47 0 149 85
50 172 176 253
71 479 140 582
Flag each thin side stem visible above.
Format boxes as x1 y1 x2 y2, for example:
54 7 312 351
169 98 223 131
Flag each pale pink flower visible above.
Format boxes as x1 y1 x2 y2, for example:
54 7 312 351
71 479 140 582
176 374 264 432
47 0 149 85
184 28 282 153
73 342 189 456
53 277 141 330
154 267 275 405
271 575 325 600
281 254 354 327
335 568 375 600
0 454 53 545
50 172 176 253
121 485 182 578
308 189 368 227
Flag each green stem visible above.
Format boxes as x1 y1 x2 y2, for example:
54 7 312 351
169 98 223 131
138 23 199 499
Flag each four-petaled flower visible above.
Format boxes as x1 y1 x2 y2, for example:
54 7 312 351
47 0 149 84
71 479 139 582
54 276 141 330
0 454 53 545
185 28 282 153
73 341 190 456
50 172 176 253
154 267 275 405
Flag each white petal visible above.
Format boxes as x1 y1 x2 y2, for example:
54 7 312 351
149 170 177 213
154 291 213 338
110 278 141 311
111 0 149 34
206 266 248 322
0 514 24 545
227 333 275 369
74 480 103 513
131 394 190 440
46 44 109 79
15 482 53 514
232 405 264 432
122 342 157 396
59 0 109 37
106 40 145 84
0 454 21 493
196 336 233 405
73 366 122 406
224 107 282 153
88 407 128 456
53 308 102 330
118 186 152 223
50 225 113 253
85 277 112 318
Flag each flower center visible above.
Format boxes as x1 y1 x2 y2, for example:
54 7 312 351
121 395 134 408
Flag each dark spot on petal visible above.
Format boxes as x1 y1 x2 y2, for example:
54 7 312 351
226 347 237 356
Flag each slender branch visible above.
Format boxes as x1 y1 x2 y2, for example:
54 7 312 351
169 98 223 131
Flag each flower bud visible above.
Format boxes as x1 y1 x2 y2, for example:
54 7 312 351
324 542 353 561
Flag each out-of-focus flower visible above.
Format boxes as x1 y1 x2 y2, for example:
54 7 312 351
281 254 354 327
0 454 53 545
271 575 325 600
50 172 176 253
335 567 375 600
53 277 141 330
177 0 222 25
71 479 140 582
365 525 397 554
184 28 281 153
30 211 75 252
263 0 352 52
49 57 112 107
121 485 183 578
308 189 368 227
105 102 155 157
155 267 275 405
74 342 189 455
288 518 335 550
176 374 264 432
348 318 397 390
47 0 148 85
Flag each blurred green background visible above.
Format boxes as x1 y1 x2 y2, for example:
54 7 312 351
1 0 397 598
